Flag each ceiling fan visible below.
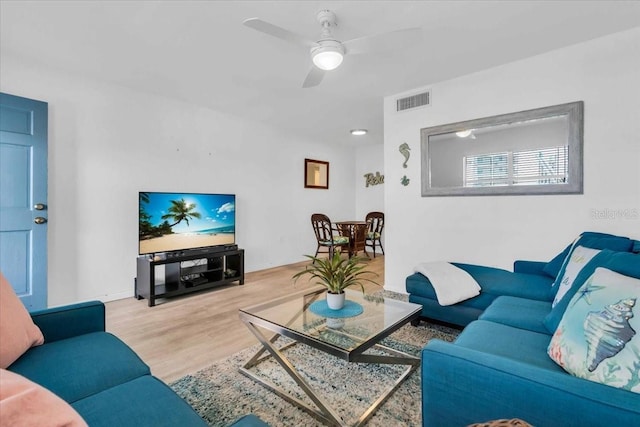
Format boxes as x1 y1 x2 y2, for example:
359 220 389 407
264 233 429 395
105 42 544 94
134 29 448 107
243 9 422 88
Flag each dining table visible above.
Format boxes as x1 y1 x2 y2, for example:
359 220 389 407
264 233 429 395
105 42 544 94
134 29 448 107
335 221 369 258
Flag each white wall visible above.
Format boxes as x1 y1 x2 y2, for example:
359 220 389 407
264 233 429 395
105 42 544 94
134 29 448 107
383 28 640 294
354 143 385 219
354 143 386 255
1 55 358 306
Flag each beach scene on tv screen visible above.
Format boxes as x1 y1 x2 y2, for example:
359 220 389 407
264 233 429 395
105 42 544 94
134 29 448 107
139 192 235 254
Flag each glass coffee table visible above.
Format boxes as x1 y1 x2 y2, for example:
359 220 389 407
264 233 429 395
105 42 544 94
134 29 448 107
238 288 422 426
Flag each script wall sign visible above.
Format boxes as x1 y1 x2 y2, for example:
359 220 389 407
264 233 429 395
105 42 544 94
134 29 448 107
364 172 384 187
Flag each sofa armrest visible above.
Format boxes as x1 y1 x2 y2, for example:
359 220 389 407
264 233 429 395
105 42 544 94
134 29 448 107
422 340 640 426
30 301 105 343
513 260 548 276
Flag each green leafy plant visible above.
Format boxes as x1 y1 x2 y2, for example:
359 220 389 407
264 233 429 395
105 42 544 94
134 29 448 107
292 252 380 294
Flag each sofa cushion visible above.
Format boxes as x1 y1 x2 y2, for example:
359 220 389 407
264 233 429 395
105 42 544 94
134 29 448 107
454 320 562 372
547 232 633 298
422 338 640 426
551 245 601 307
8 332 150 403
454 263 553 300
479 296 551 335
408 294 486 326
71 375 207 427
543 250 640 333
0 273 45 369
0 368 87 427
548 268 640 393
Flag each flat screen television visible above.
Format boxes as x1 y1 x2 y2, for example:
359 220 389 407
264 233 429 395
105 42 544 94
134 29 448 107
139 192 236 255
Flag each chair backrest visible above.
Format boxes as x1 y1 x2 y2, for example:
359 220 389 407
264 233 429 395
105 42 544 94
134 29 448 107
366 211 384 235
311 213 333 242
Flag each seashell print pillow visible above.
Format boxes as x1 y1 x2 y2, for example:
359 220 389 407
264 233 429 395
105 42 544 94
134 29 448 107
548 267 640 393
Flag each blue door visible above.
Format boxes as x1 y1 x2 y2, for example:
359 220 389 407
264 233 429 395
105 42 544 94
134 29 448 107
0 93 48 310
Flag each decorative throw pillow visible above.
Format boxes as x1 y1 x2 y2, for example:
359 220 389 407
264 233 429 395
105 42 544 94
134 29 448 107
0 272 44 368
547 268 640 393
0 368 88 427
543 242 574 279
543 250 640 333
547 232 633 299
552 246 601 307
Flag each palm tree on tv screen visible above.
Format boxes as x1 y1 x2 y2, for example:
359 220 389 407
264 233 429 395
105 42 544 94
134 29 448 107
161 199 202 229
139 192 153 236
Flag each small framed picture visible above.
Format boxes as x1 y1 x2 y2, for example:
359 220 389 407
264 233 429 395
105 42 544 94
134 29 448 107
304 158 329 189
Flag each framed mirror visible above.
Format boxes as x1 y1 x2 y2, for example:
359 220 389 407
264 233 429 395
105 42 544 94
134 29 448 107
305 158 329 189
421 101 583 196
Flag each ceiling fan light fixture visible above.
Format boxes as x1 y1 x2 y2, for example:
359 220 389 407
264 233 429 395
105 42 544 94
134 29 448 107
243 9 421 88
311 42 344 71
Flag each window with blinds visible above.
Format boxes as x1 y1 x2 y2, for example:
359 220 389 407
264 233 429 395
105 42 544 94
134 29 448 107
464 146 568 188
464 152 509 187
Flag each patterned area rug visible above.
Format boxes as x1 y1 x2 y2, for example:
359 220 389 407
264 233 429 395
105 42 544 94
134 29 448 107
170 295 459 427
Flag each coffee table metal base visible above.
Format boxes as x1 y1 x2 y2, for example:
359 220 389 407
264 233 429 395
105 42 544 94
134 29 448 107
239 321 420 427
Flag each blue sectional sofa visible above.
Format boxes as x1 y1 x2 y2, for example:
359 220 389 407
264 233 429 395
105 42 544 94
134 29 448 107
407 261 554 327
407 232 640 327
7 300 267 427
409 232 640 426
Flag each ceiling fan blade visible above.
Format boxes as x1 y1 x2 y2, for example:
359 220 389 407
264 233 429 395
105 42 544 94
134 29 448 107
243 18 316 48
343 27 423 55
302 67 325 88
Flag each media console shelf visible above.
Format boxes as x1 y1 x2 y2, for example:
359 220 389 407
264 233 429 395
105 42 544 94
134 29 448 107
136 247 244 307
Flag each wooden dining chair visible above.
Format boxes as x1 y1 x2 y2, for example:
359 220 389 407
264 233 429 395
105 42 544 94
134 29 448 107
311 213 349 260
365 211 385 257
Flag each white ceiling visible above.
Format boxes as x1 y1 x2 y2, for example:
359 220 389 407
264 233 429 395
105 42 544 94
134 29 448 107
2 1 639 146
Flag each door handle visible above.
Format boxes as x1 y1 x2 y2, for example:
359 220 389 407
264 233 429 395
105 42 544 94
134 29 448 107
34 217 47 224
34 203 46 210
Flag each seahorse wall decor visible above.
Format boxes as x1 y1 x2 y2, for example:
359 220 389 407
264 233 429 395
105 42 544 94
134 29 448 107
399 142 410 168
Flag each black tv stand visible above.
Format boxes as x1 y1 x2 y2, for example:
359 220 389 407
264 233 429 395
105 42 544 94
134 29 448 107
135 247 244 307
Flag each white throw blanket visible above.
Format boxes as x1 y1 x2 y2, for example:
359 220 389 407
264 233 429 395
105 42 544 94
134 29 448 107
413 261 481 306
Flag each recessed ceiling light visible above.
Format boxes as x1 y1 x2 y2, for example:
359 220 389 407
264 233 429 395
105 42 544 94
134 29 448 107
350 129 368 136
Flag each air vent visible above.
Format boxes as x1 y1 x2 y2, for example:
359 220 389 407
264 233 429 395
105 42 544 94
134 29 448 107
396 90 431 112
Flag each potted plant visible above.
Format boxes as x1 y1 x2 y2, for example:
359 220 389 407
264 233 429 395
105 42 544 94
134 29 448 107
292 252 379 310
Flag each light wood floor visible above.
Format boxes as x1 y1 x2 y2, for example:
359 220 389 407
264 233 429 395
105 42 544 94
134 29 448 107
105 255 385 383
